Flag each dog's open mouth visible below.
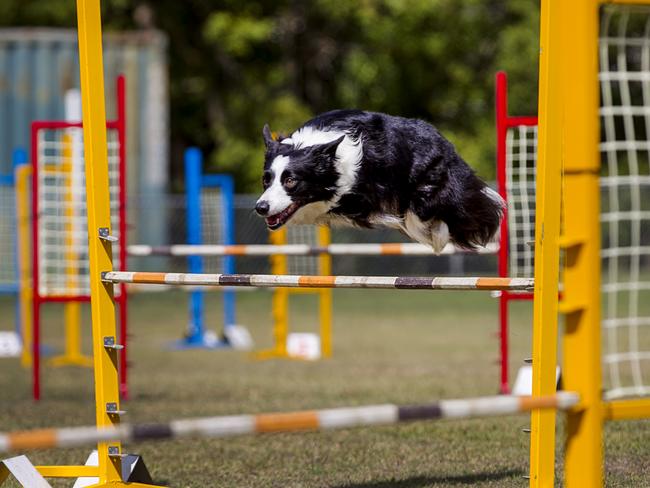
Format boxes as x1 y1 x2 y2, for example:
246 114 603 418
265 202 300 230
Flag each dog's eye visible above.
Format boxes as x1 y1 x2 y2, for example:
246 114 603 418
262 172 272 187
284 177 297 189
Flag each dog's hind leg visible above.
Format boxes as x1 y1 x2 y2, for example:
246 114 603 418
429 219 450 254
403 211 449 254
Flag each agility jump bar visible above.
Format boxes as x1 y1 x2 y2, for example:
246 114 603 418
0 392 577 452
127 242 498 257
102 271 534 291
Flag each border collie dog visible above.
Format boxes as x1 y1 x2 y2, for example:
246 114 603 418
255 110 504 253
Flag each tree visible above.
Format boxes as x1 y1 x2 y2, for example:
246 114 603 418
0 0 540 191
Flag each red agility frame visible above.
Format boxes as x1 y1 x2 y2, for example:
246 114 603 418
495 71 537 394
31 75 128 400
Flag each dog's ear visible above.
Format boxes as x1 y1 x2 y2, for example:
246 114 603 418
263 124 279 150
309 135 345 158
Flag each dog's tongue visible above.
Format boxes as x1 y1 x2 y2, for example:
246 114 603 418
266 215 280 227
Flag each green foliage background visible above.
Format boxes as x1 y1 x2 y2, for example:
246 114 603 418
1 0 540 191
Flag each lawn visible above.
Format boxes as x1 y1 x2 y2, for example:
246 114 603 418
0 289 648 487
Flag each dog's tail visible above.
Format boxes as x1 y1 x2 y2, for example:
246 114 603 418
446 180 505 251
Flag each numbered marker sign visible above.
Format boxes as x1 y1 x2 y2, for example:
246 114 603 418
287 333 321 361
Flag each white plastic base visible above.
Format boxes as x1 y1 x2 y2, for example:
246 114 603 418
0 332 21 357
512 364 561 396
287 333 321 360
223 325 253 351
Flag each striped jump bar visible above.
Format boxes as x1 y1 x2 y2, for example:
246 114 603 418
102 271 534 291
0 393 577 452
127 242 499 257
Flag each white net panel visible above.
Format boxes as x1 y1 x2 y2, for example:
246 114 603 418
0 181 16 289
600 5 650 399
200 189 226 273
285 225 320 275
36 127 122 297
505 125 538 278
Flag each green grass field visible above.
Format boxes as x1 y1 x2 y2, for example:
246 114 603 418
1 290 648 487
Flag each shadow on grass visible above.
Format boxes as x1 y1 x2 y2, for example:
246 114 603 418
332 469 523 488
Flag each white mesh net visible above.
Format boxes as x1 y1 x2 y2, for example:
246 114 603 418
501 5 650 400
505 125 538 278
0 181 17 288
285 225 320 275
36 127 122 297
200 189 226 273
600 5 650 399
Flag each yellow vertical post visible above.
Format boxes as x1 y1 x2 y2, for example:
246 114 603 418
15 165 32 368
75 0 125 483
317 226 332 358
561 1 603 487
529 0 564 486
270 228 289 357
256 225 332 360
50 133 93 368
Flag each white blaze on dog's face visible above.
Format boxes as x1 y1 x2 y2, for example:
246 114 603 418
257 154 299 230
255 124 361 230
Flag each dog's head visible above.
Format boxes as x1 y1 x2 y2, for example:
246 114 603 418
255 124 344 230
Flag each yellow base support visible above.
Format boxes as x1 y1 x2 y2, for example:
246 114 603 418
49 354 94 368
253 348 317 361
36 465 99 477
35 466 164 486
604 399 650 421
86 483 165 488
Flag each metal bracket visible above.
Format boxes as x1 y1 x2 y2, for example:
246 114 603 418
98 227 118 242
103 336 124 350
106 402 126 416
107 446 126 458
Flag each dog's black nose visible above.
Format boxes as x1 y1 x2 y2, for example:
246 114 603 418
255 200 270 216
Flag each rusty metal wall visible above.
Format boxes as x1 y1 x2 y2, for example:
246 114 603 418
0 28 169 248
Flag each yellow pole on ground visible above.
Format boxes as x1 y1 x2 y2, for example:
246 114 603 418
15 165 32 368
253 228 290 359
317 226 332 358
29 5 167 481
562 1 603 486
75 0 124 482
73 2 160 486
50 133 93 368
271 228 289 357
529 0 564 486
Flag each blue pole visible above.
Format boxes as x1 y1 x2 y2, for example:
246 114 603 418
12 148 27 339
178 150 237 349
219 175 236 329
185 147 204 344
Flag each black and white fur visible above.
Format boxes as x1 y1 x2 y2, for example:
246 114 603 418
255 110 504 253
